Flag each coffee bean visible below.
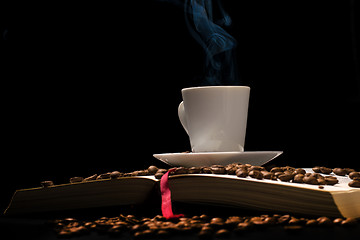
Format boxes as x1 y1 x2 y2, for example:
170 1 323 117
317 217 332 226
293 174 304 183
312 166 321 173
294 168 306 175
188 167 201 174
333 168 347 176
210 217 224 227
306 219 318 226
235 168 248 178
70 177 84 183
278 215 291 225
201 167 212 174
84 174 98 181
224 217 242 229
225 166 237 175
173 167 188 175
249 166 265 171
341 218 358 226
324 176 338 185
278 173 294 182
155 172 164 179
157 169 168 174
234 222 253 233
157 229 170 237
110 171 122 179
333 218 343 225
198 230 213 239
97 173 111 180
147 166 158 175
133 170 149 176
200 215 210 222
317 178 326 185
210 165 226 174
319 167 332 174
262 171 275 180
215 229 230 238
344 168 356 174
248 170 263 180
282 166 295 172
349 172 360 179
303 176 319 185
270 167 283 173
348 180 360 188
41 180 54 187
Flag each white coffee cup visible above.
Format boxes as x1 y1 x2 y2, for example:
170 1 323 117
178 86 250 152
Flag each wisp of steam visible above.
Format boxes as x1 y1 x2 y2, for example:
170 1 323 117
161 0 240 85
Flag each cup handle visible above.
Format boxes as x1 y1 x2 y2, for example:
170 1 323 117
178 101 189 134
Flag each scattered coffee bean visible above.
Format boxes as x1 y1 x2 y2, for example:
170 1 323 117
188 167 201 174
305 219 318 226
303 176 318 185
317 216 332 226
41 180 54 188
156 168 168 174
294 168 306 175
278 173 293 182
198 229 213 239
97 173 111 180
344 168 356 174
262 171 275 180
173 167 188 175
319 167 332 174
333 218 344 225
84 174 98 181
110 171 122 179
235 168 248 178
293 174 304 183
249 166 265 171
324 176 338 185
210 165 226 174
348 180 360 188
215 229 230 238
70 177 84 183
312 166 321 173
201 167 212 174
270 167 283 173
349 172 360 179
333 168 346 176
341 218 358 226
317 177 326 185
248 170 263 180
147 166 158 175
155 172 164 179
234 222 253 233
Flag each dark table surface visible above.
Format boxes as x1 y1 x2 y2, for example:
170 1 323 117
1 204 360 240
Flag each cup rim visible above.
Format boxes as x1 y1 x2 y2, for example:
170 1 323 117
182 86 250 92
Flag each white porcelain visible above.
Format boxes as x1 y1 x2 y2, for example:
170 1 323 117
178 86 250 152
153 151 283 167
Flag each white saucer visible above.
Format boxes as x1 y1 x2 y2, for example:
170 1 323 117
153 151 283 167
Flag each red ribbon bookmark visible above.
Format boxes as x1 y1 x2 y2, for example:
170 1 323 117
160 168 184 219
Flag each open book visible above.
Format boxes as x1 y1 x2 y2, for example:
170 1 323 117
5 169 360 218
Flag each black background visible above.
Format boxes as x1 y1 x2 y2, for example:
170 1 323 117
1 0 360 212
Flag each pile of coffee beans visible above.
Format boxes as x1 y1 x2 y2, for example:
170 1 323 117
50 213 359 238
41 164 360 188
